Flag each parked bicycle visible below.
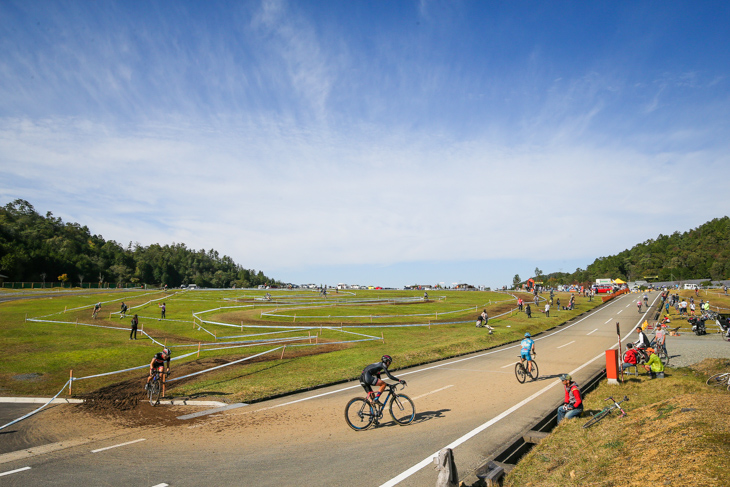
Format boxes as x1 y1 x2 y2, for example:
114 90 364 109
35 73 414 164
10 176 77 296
583 396 629 429
344 382 415 431
706 371 730 391
515 354 539 383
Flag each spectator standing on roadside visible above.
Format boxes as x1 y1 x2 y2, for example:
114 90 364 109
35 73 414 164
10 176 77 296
680 299 687 316
544 303 550 317
159 302 166 320
525 304 532 318
689 302 696 316
556 298 561 310
654 324 668 358
557 374 583 423
130 314 139 340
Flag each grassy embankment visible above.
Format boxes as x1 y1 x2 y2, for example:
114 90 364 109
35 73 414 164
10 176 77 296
0 288 601 402
502 289 730 487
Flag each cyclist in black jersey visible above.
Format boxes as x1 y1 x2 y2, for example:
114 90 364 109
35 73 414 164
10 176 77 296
360 355 406 403
146 347 172 397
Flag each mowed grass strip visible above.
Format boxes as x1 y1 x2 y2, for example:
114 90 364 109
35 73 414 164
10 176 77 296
1 289 601 402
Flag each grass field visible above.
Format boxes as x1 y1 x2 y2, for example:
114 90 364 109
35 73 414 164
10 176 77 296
0 287 612 403
504 357 730 487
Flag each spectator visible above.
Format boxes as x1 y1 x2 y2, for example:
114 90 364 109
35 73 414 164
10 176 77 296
130 314 139 340
556 298 561 310
643 351 665 379
544 303 550 317
635 326 650 350
621 343 638 372
159 302 166 320
557 374 583 423
654 324 668 358
517 298 523 312
525 304 532 318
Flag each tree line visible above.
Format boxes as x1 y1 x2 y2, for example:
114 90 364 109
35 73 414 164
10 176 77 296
0 199 282 288
533 216 730 287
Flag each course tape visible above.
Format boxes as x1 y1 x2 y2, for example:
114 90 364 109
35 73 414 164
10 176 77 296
0 379 71 431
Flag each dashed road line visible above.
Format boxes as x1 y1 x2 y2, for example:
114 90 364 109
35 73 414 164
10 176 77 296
557 341 576 349
587 329 598 335
0 466 31 477
91 438 146 453
412 385 453 400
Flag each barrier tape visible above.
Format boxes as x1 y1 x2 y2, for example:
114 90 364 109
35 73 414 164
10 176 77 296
0 380 71 431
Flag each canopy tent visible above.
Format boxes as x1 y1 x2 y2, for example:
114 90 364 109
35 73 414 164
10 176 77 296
613 278 626 284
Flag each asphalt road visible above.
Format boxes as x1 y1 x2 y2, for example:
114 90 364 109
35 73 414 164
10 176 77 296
0 292 663 486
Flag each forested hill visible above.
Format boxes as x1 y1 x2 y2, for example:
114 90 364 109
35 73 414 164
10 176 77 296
0 199 281 288
542 217 730 285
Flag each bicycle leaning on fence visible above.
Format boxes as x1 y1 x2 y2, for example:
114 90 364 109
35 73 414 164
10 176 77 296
583 396 629 429
515 353 539 383
706 371 730 392
344 382 415 431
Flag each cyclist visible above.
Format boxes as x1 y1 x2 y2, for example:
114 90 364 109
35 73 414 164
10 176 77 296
643 293 649 308
146 347 172 397
360 355 406 404
92 302 101 319
520 333 536 374
637 300 642 313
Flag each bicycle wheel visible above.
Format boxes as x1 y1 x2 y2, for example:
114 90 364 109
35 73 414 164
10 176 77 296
389 394 416 425
344 398 375 431
149 380 161 406
582 408 611 429
515 363 527 383
706 372 729 390
528 361 540 381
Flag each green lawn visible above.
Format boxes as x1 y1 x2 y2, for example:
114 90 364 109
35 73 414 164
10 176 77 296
0 288 603 403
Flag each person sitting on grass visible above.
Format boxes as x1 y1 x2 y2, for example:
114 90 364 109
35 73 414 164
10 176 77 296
557 374 583 423
643 349 665 379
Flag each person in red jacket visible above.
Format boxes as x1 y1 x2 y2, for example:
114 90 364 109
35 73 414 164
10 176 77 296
557 374 583 423
622 343 639 372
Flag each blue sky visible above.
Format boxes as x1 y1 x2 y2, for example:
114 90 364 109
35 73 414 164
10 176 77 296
1 1 729 288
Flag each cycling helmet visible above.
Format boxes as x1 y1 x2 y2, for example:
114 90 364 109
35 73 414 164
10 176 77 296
524 332 531 338
559 373 571 382
381 355 392 366
162 347 171 357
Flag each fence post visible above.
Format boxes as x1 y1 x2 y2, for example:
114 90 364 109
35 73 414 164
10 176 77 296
197 342 201 359
280 346 287 360
381 332 385 344
69 370 73 396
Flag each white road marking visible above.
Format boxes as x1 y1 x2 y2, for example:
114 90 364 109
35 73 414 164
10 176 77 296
617 310 622 314
0 466 30 477
152 484 169 487
412 385 453 400
604 319 612 324
91 438 146 453
379 349 609 487
500 362 516 369
587 329 598 335
557 341 576 349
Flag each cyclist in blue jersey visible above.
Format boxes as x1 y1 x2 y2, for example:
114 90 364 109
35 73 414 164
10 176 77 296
520 333 536 374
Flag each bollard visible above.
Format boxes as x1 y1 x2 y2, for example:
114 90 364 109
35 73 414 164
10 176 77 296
434 448 458 487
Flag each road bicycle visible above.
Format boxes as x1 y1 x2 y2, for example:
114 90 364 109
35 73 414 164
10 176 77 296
706 371 730 391
145 370 166 406
515 355 539 383
344 382 415 431
583 396 629 429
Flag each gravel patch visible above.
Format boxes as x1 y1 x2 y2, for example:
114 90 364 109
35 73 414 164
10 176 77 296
663 329 730 368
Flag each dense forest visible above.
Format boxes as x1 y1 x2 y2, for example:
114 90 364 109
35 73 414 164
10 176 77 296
536 217 730 286
0 199 282 288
